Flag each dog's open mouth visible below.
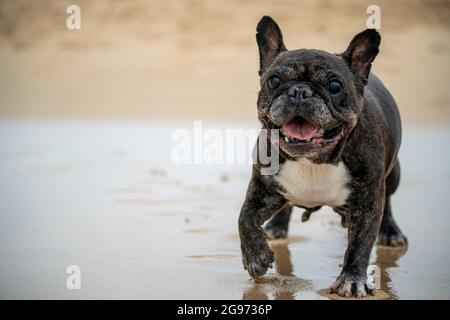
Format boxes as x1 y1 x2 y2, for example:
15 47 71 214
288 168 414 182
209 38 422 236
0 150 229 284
267 116 344 147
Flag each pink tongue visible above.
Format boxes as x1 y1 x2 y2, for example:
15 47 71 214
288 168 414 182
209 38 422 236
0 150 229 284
282 120 318 140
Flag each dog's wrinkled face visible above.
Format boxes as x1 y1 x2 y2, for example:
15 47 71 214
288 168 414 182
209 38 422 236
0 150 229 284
256 16 380 162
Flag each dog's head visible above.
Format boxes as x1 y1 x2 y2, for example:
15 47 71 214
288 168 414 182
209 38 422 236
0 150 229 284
256 16 380 163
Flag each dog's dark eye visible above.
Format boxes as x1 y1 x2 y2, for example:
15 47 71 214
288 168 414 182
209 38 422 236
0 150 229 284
328 79 343 94
268 75 281 89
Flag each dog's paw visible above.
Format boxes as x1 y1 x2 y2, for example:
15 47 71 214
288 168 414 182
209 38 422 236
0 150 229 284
264 223 288 240
330 273 375 298
242 237 274 279
377 230 408 247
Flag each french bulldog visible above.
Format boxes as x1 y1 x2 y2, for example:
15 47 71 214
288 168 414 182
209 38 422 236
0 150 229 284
238 16 408 298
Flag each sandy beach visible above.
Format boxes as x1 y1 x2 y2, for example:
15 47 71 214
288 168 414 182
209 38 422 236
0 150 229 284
0 0 449 299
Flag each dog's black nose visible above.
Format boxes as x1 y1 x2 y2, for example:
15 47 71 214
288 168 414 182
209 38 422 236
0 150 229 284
288 85 313 103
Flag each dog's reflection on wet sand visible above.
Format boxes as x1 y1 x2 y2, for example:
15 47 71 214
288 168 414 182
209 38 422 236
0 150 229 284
375 245 408 300
242 238 407 300
242 240 311 300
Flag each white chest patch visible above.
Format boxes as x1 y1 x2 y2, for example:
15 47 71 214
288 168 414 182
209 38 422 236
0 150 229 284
275 159 351 208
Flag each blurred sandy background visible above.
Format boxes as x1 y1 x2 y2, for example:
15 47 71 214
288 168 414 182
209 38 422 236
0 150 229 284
0 0 449 124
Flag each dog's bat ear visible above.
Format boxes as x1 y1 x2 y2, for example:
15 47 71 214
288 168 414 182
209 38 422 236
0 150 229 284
256 16 287 75
342 29 381 84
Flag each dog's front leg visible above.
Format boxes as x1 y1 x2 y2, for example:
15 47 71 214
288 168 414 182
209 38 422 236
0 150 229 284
239 174 287 279
330 185 385 298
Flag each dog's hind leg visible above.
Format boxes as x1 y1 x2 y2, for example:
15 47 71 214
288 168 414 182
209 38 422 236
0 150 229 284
264 206 292 240
377 159 408 247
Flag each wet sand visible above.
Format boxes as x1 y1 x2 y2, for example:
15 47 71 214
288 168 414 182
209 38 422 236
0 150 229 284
0 121 449 299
